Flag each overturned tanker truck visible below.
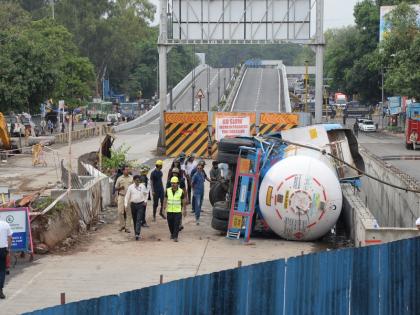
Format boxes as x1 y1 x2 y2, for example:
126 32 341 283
210 124 365 241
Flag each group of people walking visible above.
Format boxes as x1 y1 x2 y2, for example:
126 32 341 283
114 154 217 242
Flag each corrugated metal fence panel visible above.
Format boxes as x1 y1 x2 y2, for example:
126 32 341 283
380 237 420 315
24 294 120 315
285 249 353 315
351 244 381 315
23 237 420 315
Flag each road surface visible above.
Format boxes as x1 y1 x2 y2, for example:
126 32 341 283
232 68 284 112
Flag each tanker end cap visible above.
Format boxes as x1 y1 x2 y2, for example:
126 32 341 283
258 155 342 241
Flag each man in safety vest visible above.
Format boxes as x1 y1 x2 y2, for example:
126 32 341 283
163 177 186 242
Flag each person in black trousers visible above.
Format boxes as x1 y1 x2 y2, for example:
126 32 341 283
125 175 149 241
0 220 13 299
163 177 186 242
150 160 165 220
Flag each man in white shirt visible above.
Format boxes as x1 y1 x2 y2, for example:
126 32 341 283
0 219 13 299
416 217 420 230
125 175 150 240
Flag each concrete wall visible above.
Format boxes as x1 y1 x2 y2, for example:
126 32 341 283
51 176 111 226
359 148 420 228
342 184 419 247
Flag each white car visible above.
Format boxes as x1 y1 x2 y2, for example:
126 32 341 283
359 120 376 132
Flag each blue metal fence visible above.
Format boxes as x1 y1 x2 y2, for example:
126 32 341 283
24 237 420 315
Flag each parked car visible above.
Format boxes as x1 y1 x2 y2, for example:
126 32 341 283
359 119 376 132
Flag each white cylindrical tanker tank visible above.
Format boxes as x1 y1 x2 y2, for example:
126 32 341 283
258 155 342 241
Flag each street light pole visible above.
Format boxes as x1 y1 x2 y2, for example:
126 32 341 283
192 45 196 111
217 68 220 107
381 67 385 129
50 0 55 20
207 65 210 111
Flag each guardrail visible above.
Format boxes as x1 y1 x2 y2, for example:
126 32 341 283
114 64 207 132
223 64 245 111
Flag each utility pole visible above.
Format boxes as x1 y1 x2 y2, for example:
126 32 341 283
217 68 220 108
304 60 309 114
50 0 55 20
158 0 168 148
192 45 196 111
314 0 325 124
207 65 210 111
381 67 385 129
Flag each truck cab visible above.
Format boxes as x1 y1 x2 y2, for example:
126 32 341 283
405 103 420 150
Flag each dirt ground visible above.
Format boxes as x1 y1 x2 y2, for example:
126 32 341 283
0 132 329 314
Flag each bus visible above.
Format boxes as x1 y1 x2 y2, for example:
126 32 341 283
86 101 113 121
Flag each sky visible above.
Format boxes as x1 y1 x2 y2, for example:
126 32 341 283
149 0 360 30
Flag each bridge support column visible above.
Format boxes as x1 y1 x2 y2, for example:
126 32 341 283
314 0 324 124
158 0 168 149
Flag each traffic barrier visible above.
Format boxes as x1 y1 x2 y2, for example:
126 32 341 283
54 125 112 144
165 112 210 157
258 113 298 135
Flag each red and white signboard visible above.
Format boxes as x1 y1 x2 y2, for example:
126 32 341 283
215 116 250 141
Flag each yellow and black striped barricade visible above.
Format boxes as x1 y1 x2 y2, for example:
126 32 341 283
165 112 210 158
258 113 299 135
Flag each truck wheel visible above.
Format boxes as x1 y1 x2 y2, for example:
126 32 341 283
213 204 230 220
406 143 413 150
211 217 228 232
209 182 228 206
218 138 254 153
217 151 239 165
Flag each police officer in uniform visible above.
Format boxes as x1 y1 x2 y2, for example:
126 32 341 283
114 165 133 233
163 177 186 242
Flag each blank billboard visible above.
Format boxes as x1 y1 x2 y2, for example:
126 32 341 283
171 0 312 43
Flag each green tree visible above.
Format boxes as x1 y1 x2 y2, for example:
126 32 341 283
380 3 420 99
0 11 95 113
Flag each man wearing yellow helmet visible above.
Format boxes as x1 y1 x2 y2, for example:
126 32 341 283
150 160 165 221
163 176 186 242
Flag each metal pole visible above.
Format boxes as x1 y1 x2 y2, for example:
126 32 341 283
314 0 325 124
381 67 384 129
50 0 55 20
217 68 220 106
207 65 210 111
99 124 102 172
192 46 196 111
67 111 72 193
170 87 173 111
304 60 308 114
199 98 202 111
158 0 168 148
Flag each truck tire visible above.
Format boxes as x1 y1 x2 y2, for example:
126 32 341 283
211 217 228 232
406 143 413 150
217 151 239 165
213 204 230 220
209 182 228 206
218 138 255 153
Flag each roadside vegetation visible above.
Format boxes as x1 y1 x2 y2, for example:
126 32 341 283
324 0 420 104
0 0 196 112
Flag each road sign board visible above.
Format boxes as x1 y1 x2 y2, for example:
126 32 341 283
196 89 205 99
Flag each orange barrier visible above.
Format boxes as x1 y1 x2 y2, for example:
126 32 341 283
258 113 298 135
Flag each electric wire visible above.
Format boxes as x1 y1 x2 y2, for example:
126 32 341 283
265 136 420 194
